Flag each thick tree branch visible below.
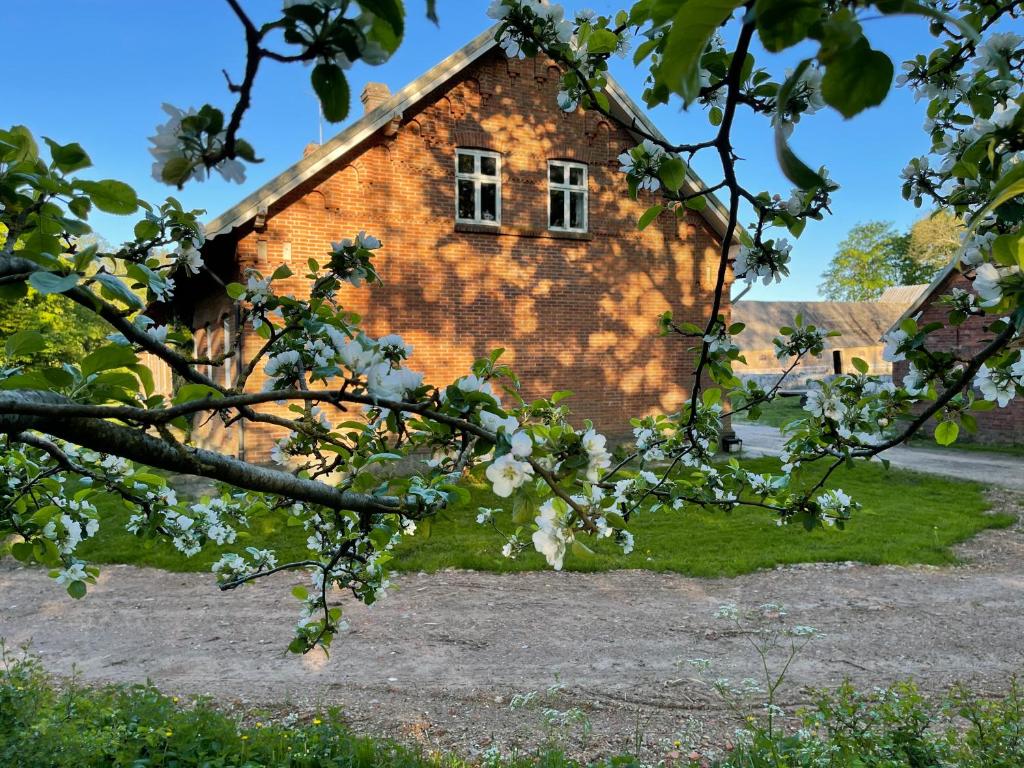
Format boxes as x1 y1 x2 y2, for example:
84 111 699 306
0 390 406 514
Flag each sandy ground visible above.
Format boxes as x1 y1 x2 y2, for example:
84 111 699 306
2 488 1023 761
735 423 1024 491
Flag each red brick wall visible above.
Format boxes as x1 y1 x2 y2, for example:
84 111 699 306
893 270 1024 445
196 51 729 461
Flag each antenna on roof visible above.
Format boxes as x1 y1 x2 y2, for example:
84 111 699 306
318 100 323 145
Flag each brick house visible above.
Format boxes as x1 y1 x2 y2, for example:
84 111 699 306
154 26 736 462
888 265 1023 445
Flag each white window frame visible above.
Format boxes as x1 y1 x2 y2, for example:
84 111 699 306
547 160 588 233
455 148 502 226
223 316 233 388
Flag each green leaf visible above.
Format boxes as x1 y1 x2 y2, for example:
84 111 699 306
774 60 826 190
586 28 620 55
28 271 79 295
637 204 664 231
754 0 821 52
67 580 87 600
172 383 223 405
161 156 194 187
95 272 144 309
685 195 707 211
821 37 893 118
5 329 46 359
658 157 687 192
43 137 92 173
312 63 351 123
968 162 1024 233
934 420 959 446
271 265 294 281
81 344 139 377
657 0 744 103
75 179 139 215
851 357 869 374
359 0 405 38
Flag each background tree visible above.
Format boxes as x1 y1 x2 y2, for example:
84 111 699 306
900 210 964 285
0 233 111 367
819 221 909 301
820 211 966 300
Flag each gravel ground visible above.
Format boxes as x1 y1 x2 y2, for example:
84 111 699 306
2 489 1023 762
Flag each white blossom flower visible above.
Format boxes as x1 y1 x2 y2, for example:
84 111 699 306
176 243 204 275
510 430 533 457
903 363 930 396
264 349 301 378
480 409 519 435
974 263 1019 306
882 328 909 362
485 453 534 497
804 388 847 421
531 499 572 570
364 362 422 401
246 274 271 306
581 428 611 481
476 507 496 524
975 364 1018 407
55 562 87 586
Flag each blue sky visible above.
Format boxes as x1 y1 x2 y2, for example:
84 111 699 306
3 1 942 300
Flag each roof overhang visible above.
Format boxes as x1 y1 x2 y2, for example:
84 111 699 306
204 24 738 244
882 259 960 339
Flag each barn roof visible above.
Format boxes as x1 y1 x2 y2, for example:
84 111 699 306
877 284 930 305
732 300 911 349
203 24 735 242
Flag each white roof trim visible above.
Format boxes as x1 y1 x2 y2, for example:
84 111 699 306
205 24 735 242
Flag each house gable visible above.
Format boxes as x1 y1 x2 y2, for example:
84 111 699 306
204 25 733 243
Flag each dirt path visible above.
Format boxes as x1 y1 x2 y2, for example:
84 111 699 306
735 423 1024 491
2 489 1023 761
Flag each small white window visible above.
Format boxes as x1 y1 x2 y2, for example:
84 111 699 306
455 148 501 225
548 161 587 232
223 317 233 388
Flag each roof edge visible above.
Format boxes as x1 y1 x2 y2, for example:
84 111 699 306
204 24 737 243
882 259 961 338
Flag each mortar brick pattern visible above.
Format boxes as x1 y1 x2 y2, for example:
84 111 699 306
892 270 1023 444
188 50 730 461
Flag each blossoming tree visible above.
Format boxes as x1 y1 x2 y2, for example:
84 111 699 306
1 0 1022 653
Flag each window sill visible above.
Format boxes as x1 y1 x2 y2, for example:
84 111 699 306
455 222 502 235
454 222 593 241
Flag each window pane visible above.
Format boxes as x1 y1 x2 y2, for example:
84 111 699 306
569 166 584 186
480 183 497 221
550 190 565 228
570 191 585 230
549 164 565 184
458 179 476 219
480 155 497 176
457 153 474 174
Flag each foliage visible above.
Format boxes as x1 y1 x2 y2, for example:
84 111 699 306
819 213 965 301
74 457 1009 578
819 221 915 301
4 642 1024 768
1 0 1023 653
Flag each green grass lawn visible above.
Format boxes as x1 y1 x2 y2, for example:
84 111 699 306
76 457 1014 578
737 396 807 429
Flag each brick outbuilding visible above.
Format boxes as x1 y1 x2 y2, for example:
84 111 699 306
889 266 1023 445
155 26 737 462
